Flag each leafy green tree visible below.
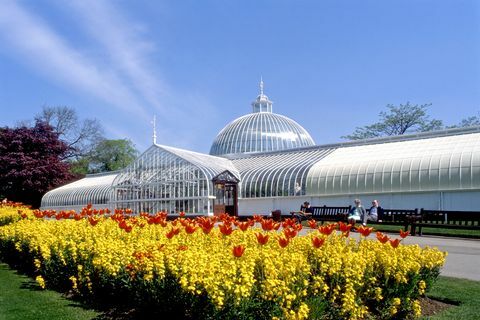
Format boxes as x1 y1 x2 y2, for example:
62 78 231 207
342 102 443 140
89 139 138 173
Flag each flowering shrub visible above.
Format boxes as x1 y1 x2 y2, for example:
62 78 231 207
0 204 446 319
0 201 31 226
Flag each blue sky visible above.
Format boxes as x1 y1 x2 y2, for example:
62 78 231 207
1 0 479 153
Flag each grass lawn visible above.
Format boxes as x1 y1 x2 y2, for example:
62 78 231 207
423 276 480 320
368 223 480 239
0 263 99 320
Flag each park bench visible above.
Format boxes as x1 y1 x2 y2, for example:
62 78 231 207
411 209 480 236
371 208 419 231
289 205 351 223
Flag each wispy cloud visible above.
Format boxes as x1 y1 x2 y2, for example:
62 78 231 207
66 0 171 118
0 0 152 122
0 0 218 151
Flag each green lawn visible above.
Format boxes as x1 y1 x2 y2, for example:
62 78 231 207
0 263 99 320
423 276 480 320
368 223 480 239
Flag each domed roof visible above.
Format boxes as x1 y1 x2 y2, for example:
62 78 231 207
210 80 315 156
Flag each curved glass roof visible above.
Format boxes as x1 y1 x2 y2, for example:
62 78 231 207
41 172 117 210
305 131 480 196
210 80 315 156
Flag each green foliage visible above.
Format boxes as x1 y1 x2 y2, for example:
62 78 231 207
343 102 443 140
0 263 99 320
447 113 480 129
424 276 480 320
89 139 138 173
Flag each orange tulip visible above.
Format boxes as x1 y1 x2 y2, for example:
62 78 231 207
399 229 410 238
376 231 390 244
389 238 401 248
184 223 197 234
357 226 374 237
273 222 281 231
232 245 245 258
166 227 180 239
261 219 274 231
219 223 233 236
311 236 325 248
255 233 269 245
338 221 352 233
318 225 335 236
278 237 289 248
283 227 298 239
88 216 99 226
236 221 250 232
199 219 215 234
308 220 317 229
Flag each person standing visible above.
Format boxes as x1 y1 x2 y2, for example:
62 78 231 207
364 200 384 225
348 199 366 226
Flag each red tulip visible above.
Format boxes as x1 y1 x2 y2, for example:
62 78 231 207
389 238 401 248
376 231 390 244
399 229 410 238
236 221 250 232
88 216 99 226
184 223 197 234
338 221 352 233
219 223 233 236
283 227 298 239
166 227 179 239
308 220 317 229
357 226 374 237
278 237 289 248
232 245 246 258
311 236 325 248
261 219 274 231
318 224 335 236
255 233 269 245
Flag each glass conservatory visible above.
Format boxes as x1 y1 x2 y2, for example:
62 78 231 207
111 144 239 214
40 80 480 214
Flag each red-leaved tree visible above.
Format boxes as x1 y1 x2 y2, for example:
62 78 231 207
0 121 74 207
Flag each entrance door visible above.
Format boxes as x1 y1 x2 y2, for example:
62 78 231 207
212 171 240 217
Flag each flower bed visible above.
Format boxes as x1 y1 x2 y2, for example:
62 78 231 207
0 205 446 319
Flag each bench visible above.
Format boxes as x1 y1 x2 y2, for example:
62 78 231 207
373 208 419 231
412 209 480 236
290 205 351 224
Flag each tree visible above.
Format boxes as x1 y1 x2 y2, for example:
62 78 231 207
35 106 104 160
448 112 480 128
0 121 74 207
88 139 138 173
342 102 443 140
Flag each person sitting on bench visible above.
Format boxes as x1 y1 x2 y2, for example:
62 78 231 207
292 201 313 223
348 199 366 227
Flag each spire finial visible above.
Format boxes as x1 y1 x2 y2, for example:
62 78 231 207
152 115 157 144
260 76 264 95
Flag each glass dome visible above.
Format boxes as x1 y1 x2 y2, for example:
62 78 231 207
210 80 315 156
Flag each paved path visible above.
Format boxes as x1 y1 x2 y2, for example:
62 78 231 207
298 228 480 281
398 234 480 281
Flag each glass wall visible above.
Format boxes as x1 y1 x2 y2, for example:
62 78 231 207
232 147 334 198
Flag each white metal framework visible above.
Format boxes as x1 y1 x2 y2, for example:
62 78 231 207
210 81 315 156
111 144 239 214
232 148 334 198
306 131 480 196
40 172 117 210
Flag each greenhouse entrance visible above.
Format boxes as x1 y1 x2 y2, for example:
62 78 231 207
212 171 239 217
